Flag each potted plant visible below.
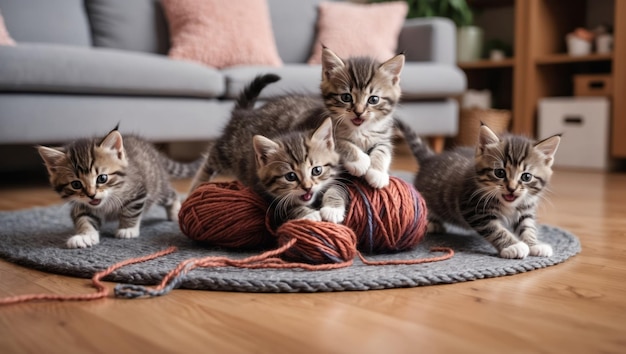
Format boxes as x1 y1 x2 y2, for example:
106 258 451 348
371 0 482 62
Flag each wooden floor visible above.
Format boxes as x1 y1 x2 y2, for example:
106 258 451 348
1 149 626 354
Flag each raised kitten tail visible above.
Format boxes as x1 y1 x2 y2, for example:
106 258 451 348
235 73 281 110
394 117 435 163
160 155 205 179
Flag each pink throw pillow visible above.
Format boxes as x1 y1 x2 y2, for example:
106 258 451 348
0 9 15 46
308 1 408 65
162 0 282 69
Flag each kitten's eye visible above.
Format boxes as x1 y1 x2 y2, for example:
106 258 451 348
70 181 82 190
520 172 533 182
311 166 323 176
284 172 298 182
367 96 380 105
96 174 108 184
494 168 506 179
340 93 353 103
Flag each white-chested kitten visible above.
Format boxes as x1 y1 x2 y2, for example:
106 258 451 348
397 120 561 259
318 47 404 189
38 127 201 248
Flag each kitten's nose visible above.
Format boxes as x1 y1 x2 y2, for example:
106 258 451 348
354 110 364 118
506 185 517 193
85 187 97 199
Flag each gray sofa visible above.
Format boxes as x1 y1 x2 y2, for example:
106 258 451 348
0 0 465 148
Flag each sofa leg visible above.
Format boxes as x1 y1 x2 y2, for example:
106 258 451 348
429 136 446 153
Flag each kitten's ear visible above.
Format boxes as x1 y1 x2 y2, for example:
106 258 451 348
311 118 335 151
321 47 345 80
37 145 67 174
253 135 280 168
478 124 500 147
380 54 405 85
535 134 561 166
99 129 125 160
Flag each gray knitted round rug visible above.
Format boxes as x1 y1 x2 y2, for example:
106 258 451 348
0 203 580 293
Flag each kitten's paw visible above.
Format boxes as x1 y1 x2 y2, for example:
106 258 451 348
116 226 140 239
320 206 345 224
344 154 370 177
499 242 530 259
67 232 99 249
301 211 323 222
167 200 181 221
529 243 553 257
364 169 390 189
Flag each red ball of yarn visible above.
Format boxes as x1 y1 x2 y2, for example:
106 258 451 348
345 177 428 254
276 219 357 264
178 182 273 249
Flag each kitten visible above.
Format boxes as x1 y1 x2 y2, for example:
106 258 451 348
397 120 561 259
37 128 201 248
317 47 405 189
190 74 346 225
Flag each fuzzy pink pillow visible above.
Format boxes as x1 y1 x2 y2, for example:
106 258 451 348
0 9 15 46
162 0 282 69
308 1 408 65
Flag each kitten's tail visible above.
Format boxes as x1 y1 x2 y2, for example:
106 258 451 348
235 73 281 110
159 155 205 179
394 118 435 163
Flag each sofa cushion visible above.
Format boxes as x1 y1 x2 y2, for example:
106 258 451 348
162 0 282 69
221 62 465 100
268 0 322 64
85 0 169 54
222 62 467 100
0 9 14 46
0 0 91 46
400 63 467 99
307 1 408 65
221 65 323 99
0 44 225 98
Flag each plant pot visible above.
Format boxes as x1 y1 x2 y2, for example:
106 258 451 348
457 26 483 62
595 33 613 54
566 34 591 56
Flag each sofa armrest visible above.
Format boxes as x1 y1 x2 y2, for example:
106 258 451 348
397 17 456 65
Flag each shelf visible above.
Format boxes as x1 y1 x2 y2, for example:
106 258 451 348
458 58 515 69
535 53 613 65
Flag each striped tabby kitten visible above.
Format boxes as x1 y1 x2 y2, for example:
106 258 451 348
318 47 404 189
398 121 560 259
37 128 201 248
190 74 345 224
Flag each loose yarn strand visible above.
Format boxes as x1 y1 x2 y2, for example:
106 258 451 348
358 247 455 266
115 238 357 299
0 246 177 306
114 246 454 300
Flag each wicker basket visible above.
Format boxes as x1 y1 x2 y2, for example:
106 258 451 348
454 108 512 147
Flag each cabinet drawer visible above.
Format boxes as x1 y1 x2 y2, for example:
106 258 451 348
573 74 612 97
538 97 610 170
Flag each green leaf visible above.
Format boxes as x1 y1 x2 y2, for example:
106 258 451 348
368 0 474 26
